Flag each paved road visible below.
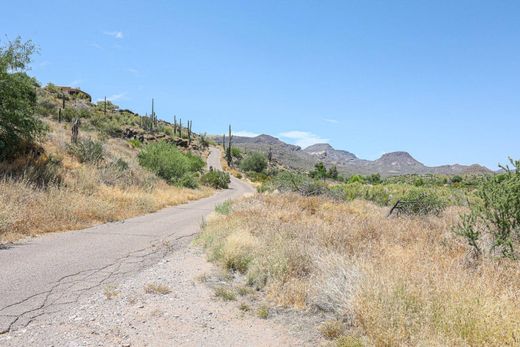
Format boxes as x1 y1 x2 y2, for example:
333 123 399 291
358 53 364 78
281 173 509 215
0 148 254 334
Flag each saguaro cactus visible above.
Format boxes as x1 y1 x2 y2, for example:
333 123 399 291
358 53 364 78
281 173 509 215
187 120 192 145
226 125 233 166
222 134 226 152
71 118 80 144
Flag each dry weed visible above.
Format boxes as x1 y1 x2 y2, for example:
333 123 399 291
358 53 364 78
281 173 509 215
199 193 520 346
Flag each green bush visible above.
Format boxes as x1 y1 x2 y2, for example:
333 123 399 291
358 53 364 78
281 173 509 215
0 37 46 160
396 189 446 216
239 152 267 173
215 200 232 215
138 142 204 185
178 172 200 189
201 170 231 189
68 138 104 164
456 159 520 258
231 147 242 159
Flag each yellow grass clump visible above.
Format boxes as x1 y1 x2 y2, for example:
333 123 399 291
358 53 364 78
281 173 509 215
198 193 520 346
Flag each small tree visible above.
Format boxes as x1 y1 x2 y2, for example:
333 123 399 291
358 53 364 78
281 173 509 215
310 162 327 180
328 165 339 180
0 37 45 160
456 158 520 258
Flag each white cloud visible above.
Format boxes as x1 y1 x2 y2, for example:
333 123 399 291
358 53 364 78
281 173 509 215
38 60 50 67
97 92 128 102
104 31 124 39
127 68 140 76
89 42 102 49
279 130 329 148
324 118 339 124
234 130 261 137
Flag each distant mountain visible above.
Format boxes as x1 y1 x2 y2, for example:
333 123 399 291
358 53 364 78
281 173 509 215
303 143 357 164
216 134 492 176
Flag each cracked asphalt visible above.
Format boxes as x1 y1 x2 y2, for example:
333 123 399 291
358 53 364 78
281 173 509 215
0 148 255 336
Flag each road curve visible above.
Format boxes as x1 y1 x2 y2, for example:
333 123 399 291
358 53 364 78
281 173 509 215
0 147 254 333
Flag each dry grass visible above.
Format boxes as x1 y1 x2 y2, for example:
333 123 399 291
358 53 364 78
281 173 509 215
214 287 236 301
319 319 345 340
103 284 120 300
0 120 212 243
198 193 520 346
144 283 171 295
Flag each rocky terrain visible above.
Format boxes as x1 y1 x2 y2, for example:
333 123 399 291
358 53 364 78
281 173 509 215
219 134 492 176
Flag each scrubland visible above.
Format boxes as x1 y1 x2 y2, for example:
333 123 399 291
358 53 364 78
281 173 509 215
199 193 520 346
0 120 212 243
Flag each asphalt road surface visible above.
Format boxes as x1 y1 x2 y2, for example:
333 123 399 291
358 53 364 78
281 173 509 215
0 148 254 334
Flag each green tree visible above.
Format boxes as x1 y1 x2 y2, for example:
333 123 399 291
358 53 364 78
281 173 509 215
310 162 327 180
0 37 45 160
327 165 339 180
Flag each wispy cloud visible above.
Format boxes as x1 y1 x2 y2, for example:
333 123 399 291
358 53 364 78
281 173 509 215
279 130 329 148
104 31 124 39
127 68 140 76
89 42 102 49
234 130 261 137
97 92 128 102
324 118 339 124
38 60 50 67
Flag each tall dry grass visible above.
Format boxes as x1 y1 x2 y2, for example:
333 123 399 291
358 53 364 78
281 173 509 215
198 193 520 346
0 120 212 243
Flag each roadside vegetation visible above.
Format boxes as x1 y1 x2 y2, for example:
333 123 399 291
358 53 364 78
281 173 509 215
0 37 218 243
202 142 520 345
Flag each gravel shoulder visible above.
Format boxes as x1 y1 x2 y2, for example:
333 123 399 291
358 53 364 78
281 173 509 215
0 239 309 346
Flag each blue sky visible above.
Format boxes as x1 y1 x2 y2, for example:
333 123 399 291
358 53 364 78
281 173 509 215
2 1 519 169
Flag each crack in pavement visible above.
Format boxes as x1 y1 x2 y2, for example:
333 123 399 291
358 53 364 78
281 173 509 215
0 231 199 334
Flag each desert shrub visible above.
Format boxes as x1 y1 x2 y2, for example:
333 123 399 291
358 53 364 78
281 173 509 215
246 171 268 182
128 139 142 148
0 37 46 160
36 98 57 118
0 153 63 187
61 107 91 122
138 142 204 185
456 159 520 258
366 173 382 184
215 200 232 215
231 147 242 159
68 138 104 164
310 162 328 180
239 151 267 173
178 172 199 189
451 175 463 184
347 175 365 184
201 170 230 189
396 189 446 216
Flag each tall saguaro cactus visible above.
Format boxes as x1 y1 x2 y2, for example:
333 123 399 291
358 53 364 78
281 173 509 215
187 120 193 145
71 118 80 144
173 115 177 136
222 134 226 153
151 98 157 129
226 125 233 166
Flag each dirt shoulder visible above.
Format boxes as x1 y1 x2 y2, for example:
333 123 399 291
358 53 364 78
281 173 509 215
0 239 312 346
